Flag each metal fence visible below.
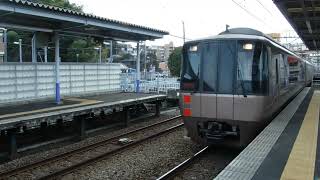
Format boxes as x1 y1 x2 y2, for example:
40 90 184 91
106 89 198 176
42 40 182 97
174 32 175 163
120 72 180 94
0 63 121 104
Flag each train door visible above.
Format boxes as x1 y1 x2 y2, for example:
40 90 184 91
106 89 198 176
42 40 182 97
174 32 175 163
270 53 281 108
216 40 236 121
200 41 218 119
200 41 236 120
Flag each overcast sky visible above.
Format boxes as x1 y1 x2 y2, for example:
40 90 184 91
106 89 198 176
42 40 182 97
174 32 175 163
69 0 298 46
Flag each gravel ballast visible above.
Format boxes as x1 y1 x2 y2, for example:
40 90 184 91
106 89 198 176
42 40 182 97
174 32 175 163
0 109 180 174
62 128 204 180
0 108 239 180
174 147 240 180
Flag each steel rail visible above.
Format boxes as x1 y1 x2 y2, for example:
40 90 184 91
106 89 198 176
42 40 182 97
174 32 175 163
156 146 209 180
41 123 184 179
0 115 182 179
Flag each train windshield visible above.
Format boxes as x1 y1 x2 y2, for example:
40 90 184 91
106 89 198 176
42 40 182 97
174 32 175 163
181 40 268 95
181 44 200 91
237 41 268 95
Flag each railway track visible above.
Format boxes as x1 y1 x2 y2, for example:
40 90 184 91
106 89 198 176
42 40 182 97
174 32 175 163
156 146 209 180
0 115 183 180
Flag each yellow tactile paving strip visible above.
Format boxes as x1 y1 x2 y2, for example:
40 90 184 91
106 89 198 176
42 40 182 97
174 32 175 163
0 98 102 120
281 91 320 180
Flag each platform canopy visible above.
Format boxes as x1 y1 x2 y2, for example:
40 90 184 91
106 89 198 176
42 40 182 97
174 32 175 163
274 0 320 50
0 0 168 41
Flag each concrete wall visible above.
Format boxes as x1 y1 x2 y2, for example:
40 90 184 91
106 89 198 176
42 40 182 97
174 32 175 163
0 63 121 104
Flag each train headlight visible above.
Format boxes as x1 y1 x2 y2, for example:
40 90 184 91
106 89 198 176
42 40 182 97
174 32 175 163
189 45 198 52
243 43 253 50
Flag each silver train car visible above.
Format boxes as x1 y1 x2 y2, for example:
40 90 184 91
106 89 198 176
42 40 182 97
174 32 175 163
180 28 314 147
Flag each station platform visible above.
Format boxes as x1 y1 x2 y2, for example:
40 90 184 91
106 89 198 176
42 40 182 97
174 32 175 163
215 87 320 180
0 93 166 132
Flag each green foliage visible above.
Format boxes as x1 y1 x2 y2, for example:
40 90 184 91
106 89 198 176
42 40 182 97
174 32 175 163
146 52 159 72
118 53 133 61
168 47 182 77
63 38 106 63
70 39 87 49
139 51 159 71
7 31 19 43
7 31 19 62
29 0 83 12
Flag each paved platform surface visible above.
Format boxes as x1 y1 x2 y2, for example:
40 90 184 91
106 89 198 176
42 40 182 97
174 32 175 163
0 93 166 131
215 87 320 180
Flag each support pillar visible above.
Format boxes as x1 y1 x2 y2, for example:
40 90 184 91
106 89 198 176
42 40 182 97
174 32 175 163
7 130 17 160
74 116 86 140
40 122 48 139
123 107 130 127
155 101 161 117
144 42 147 72
3 29 7 62
136 42 140 93
99 46 102 63
19 39 22 63
56 119 63 129
32 33 37 63
54 32 61 104
109 40 113 63
44 46 48 63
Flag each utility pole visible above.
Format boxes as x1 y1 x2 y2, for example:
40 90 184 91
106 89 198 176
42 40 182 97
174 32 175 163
182 21 186 44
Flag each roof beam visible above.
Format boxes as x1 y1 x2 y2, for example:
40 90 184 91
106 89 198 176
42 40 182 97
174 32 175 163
300 0 317 49
288 7 320 13
294 16 320 21
0 22 53 32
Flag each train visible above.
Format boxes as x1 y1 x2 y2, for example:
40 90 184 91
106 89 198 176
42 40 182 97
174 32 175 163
180 28 314 147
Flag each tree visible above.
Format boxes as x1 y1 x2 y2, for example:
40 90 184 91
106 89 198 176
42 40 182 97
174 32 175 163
147 52 159 72
168 47 182 77
7 31 20 62
29 0 83 12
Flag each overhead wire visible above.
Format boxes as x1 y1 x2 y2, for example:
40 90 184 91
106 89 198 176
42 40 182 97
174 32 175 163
231 0 268 26
255 0 273 16
168 34 193 41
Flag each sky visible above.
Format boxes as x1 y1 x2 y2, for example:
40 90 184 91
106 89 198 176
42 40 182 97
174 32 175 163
69 0 299 47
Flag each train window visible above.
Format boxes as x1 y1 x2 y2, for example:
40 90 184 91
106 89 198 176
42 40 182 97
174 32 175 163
276 58 279 84
287 56 299 83
300 62 305 81
279 54 289 89
202 42 218 92
218 40 236 94
181 44 201 91
237 41 268 95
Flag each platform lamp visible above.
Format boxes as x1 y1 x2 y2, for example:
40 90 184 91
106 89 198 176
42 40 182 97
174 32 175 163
13 39 22 63
76 53 79 63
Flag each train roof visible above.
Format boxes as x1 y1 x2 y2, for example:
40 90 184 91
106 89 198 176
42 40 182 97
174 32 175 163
185 27 311 64
219 28 265 36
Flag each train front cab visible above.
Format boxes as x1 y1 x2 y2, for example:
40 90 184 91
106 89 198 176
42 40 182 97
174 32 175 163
180 39 306 147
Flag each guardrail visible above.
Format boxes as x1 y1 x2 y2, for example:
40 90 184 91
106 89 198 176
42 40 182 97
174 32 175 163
120 72 180 94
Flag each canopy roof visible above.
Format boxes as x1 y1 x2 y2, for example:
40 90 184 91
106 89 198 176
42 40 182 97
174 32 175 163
274 0 320 50
0 0 168 41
